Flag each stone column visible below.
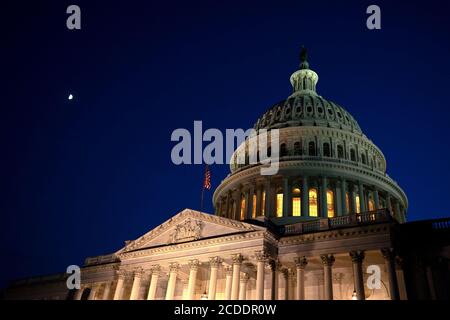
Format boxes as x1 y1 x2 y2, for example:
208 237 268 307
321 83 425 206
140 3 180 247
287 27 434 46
268 260 278 300
73 287 84 300
239 273 249 300
320 177 328 218
301 177 309 217
232 190 241 220
147 265 161 300
320 254 335 300
224 266 233 300
283 178 291 217
340 179 347 215
186 259 199 300
101 282 112 300
224 193 231 218
373 188 380 210
381 248 399 300
394 201 401 222
358 182 366 213
350 251 365 300
231 254 243 300
395 257 408 300
279 269 288 300
255 250 268 300
247 185 255 219
165 262 179 300
208 257 222 300
113 270 127 300
295 256 308 300
350 184 357 214
88 285 97 300
386 194 393 215
255 185 262 217
130 268 144 300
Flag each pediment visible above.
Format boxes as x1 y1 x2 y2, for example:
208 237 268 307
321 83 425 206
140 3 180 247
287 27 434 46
118 209 265 253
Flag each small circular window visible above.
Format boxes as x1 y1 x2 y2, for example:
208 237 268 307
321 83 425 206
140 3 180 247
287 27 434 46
318 107 323 113
328 109 333 115
307 106 313 113
337 112 342 118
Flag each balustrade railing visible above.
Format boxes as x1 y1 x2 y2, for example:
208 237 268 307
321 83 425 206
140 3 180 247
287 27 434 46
283 209 393 235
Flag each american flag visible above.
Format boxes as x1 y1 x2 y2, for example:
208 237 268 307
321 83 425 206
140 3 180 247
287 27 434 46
203 165 211 190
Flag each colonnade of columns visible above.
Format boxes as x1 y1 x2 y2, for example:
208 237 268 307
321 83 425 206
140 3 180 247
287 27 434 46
74 248 402 300
216 176 406 223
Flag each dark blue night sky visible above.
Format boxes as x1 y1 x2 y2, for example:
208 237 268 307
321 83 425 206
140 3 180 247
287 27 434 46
3 0 450 289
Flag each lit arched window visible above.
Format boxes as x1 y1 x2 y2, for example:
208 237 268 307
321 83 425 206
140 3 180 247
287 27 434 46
294 142 301 155
368 196 375 211
309 142 316 156
276 189 283 217
252 194 257 218
240 196 246 220
337 145 344 159
355 194 361 214
292 187 301 217
309 188 318 217
323 143 331 157
280 143 287 157
261 191 266 216
350 149 356 161
327 190 335 218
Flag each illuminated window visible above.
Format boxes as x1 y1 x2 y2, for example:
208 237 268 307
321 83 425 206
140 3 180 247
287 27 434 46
292 188 301 217
355 195 361 214
252 194 257 218
368 196 375 211
240 196 246 220
276 191 283 217
345 192 350 214
261 191 266 216
309 188 318 217
327 190 335 218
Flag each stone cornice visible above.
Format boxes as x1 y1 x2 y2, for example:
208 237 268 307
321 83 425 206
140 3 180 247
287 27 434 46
278 223 391 247
118 230 268 260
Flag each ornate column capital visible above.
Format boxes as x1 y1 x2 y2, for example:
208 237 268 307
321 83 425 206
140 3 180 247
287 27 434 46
295 256 308 269
349 250 365 263
240 272 250 282
320 254 335 267
133 267 145 278
224 265 233 276
149 264 161 275
188 259 200 271
232 253 244 265
209 256 222 268
168 262 180 273
255 250 269 262
116 269 129 280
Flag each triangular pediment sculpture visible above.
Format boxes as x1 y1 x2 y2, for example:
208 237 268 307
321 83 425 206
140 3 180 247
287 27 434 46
117 209 266 253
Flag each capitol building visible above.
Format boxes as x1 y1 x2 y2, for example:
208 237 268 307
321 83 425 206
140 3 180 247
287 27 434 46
4 50 449 300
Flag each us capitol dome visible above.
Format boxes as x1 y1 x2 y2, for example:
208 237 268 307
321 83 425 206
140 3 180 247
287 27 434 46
213 48 408 225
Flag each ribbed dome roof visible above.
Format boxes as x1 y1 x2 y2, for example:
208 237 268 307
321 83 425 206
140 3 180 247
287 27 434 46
253 94 362 134
253 47 362 135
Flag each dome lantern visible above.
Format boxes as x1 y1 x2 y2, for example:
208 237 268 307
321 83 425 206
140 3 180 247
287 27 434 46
290 46 319 96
